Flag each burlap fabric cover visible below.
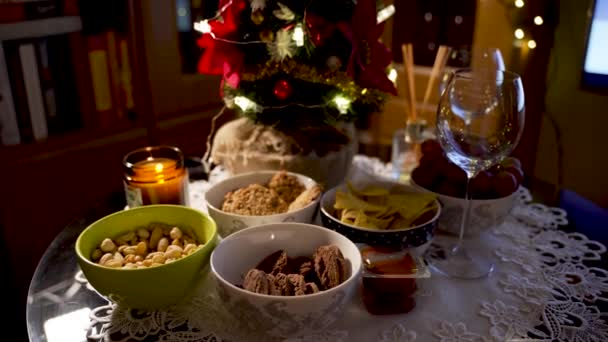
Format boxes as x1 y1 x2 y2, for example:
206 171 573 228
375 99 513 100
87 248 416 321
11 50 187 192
211 118 357 188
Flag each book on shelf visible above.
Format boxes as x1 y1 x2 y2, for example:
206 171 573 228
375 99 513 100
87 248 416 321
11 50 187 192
66 31 96 129
4 40 35 143
0 42 21 145
39 35 82 133
36 39 57 122
80 0 135 128
19 43 48 141
85 34 115 128
106 30 135 120
61 0 78 16
118 36 135 117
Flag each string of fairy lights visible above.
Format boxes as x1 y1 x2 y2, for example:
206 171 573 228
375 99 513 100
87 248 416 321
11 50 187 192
511 0 544 50
193 1 396 116
198 0 550 114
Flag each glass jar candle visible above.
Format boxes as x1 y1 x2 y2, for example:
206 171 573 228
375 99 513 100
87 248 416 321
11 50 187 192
123 146 189 207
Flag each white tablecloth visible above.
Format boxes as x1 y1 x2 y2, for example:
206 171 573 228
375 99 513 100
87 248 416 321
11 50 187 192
85 156 608 342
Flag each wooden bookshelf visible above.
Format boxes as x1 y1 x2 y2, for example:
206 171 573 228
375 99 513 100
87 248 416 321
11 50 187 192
0 16 82 40
0 3 225 337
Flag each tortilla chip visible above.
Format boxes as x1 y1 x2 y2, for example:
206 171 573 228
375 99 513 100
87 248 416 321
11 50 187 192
388 216 413 230
353 211 393 229
389 203 437 229
388 193 437 220
340 208 359 225
376 205 400 219
334 191 386 212
347 182 390 198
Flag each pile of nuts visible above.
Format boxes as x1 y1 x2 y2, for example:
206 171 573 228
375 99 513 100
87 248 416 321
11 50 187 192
91 222 204 269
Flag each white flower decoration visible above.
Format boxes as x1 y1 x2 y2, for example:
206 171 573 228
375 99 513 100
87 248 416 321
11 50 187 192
268 29 296 61
250 0 266 11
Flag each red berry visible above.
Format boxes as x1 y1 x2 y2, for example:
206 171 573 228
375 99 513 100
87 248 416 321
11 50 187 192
470 170 492 195
411 166 434 189
492 171 518 197
445 163 467 187
488 164 503 175
432 155 450 175
436 180 464 198
501 157 522 169
419 154 435 168
421 139 442 157
504 166 524 186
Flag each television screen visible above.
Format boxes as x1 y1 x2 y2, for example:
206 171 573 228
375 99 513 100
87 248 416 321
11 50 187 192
583 0 608 89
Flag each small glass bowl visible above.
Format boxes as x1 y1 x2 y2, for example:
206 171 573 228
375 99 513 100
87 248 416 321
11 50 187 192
358 244 431 315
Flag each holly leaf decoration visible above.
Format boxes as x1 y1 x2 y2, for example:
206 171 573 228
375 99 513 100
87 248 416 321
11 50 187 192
273 3 295 21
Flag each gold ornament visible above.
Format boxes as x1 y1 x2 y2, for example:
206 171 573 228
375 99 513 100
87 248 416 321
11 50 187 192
259 29 275 42
251 10 264 25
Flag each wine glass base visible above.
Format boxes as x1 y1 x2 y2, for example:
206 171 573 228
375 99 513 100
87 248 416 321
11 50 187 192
429 245 495 279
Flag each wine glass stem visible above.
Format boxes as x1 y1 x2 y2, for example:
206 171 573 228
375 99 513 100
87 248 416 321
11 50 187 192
452 177 472 255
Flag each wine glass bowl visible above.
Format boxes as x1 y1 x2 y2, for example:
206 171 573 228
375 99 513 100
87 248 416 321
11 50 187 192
438 70 525 177
429 69 525 279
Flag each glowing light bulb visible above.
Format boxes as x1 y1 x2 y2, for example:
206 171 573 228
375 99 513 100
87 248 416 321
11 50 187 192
333 95 352 114
514 29 525 39
514 0 524 8
234 96 260 112
528 40 537 49
388 68 398 84
377 4 395 24
361 88 368 95
534 16 544 25
293 23 304 47
193 20 212 34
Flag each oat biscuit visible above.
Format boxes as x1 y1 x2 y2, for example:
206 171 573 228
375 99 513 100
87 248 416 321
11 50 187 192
222 184 288 216
268 171 306 204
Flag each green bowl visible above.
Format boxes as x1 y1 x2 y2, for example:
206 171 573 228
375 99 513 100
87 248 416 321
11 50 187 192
75 205 218 309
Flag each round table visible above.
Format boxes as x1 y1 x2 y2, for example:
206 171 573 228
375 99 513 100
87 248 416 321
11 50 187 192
26 156 608 342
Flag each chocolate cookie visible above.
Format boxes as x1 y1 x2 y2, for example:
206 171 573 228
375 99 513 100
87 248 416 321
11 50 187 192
255 250 289 275
243 269 280 295
313 245 348 290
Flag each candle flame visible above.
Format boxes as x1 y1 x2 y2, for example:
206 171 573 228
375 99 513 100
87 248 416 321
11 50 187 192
155 163 164 173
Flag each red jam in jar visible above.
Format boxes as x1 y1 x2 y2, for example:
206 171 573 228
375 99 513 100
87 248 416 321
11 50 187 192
360 245 426 315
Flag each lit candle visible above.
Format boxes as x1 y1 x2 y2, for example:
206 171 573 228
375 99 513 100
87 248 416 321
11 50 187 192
123 146 189 207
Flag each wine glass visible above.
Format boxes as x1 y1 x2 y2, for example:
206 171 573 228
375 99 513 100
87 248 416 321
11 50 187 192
429 69 525 279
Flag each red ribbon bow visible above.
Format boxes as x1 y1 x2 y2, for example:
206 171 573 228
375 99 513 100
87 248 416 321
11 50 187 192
197 0 246 88
305 13 350 47
346 0 397 95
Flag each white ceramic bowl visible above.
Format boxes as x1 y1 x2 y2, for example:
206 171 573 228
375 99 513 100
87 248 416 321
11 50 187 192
410 179 516 237
210 223 362 338
205 170 321 237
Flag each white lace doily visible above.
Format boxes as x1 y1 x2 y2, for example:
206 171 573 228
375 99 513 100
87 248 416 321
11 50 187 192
82 156 607 342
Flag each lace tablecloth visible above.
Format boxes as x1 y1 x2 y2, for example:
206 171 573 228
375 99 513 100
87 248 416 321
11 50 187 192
83 156 608 342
